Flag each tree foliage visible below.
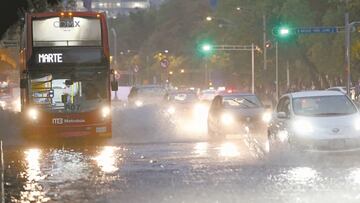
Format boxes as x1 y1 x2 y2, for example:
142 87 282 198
97 0 360 87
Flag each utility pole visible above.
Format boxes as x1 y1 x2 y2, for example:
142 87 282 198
110 28 117 68
345 12 351 95
205 58 208 88
286 60 290 89
263 14 267 71
251 43 255 93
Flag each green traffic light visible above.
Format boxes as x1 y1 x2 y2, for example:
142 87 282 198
273 25 293 39
202 44 213 52
279 27 290 36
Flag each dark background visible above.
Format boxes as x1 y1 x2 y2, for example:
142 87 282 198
0 0 61 37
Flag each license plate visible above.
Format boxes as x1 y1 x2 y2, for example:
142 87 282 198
331 140 345 149
96 127 107 133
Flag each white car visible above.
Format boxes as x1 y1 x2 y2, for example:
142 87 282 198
327 86 347 94
268 90 360 152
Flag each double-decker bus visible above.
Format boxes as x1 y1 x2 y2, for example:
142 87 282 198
19 11 118 138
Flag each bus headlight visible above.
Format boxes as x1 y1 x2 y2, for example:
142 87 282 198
221 113 235 126
262 112 272 123
27 108 39 120
102 106 111 118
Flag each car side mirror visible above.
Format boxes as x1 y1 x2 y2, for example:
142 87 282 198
65 80 73 86
20 79 27 89
111 81 118 91
277 112 288 119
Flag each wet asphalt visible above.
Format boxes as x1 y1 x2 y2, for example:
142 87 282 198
2 107 360 203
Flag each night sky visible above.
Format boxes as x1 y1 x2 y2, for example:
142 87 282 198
0 0 27 37
0 0 60 38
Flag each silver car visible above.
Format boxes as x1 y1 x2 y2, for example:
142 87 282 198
268 90 360 152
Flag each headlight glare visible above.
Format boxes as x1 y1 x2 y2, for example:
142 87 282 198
135 100 143 107
221 113 235 126
167 106 176 114
102 106 111 118
293 119 314 134
354 117 360 131
0 101 6 109
193 103 208 116
27 108 38 120
262 112 272 123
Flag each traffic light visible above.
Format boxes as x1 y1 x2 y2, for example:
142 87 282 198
197 40 214 57
279 27 290 36
201 43 213 53
273 25 293 39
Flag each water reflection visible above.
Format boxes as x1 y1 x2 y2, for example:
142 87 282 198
286 167 319 185
219 142 240 158
93 146 119 173
20 148 50 202
193 142 208 156
348 168 360 185
48 149 89 182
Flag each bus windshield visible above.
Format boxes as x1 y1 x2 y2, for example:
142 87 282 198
30 68 108 113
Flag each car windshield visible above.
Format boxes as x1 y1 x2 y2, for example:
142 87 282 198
29 69 108 113
293 95 357 116
137 86 166 97
223 95 262 108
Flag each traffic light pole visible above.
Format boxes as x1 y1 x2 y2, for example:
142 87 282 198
263 14 267 71
345 13 351 95
275 41 279 101
251 43 255 94
344 12 360 95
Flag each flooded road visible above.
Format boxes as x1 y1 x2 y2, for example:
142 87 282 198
2 107 360 202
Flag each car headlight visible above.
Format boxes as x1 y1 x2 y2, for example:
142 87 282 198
167 106 176 114
293 119 314 134
102 106 111 118
135 100 143 107
354 117 360 131
262 112 272 123
221 113 235 126
27 108 38 120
